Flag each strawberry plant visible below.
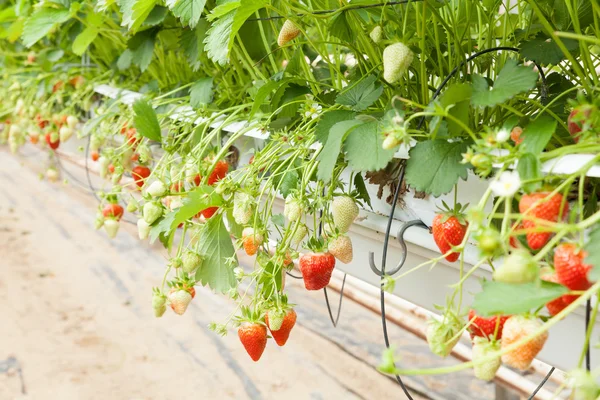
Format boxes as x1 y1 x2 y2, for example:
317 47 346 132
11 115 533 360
1 0 600 395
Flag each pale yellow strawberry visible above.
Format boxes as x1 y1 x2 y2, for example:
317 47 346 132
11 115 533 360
500 315 548 371
278 20 300 47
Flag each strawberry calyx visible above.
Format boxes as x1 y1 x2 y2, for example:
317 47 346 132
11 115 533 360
305 236 328 253
168 276 196 298
436 200 468 225
236 305 266 327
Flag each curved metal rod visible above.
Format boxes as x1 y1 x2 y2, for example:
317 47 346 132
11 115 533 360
285 271 303 279
527 367 555 400
369 219 429 276
324 274 346 328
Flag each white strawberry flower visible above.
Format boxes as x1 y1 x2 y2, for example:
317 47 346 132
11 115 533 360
489 171 521 197
495 128 510 143
304 103 322 120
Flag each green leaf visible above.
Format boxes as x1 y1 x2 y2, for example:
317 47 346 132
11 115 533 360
117 49 133 70
405 140 470 196
317 120 363 183
190 77 214 108
315 110 356 144
471 59 538 108
520 116 556 155
438 82 472 136
171 0 206 27
22 7 70 47
344 121 396 172
472 280 568 316
520 36 579 66
143 5 168 25
335 75 383 111
173 185 223 225
149 212 176 245
353 173 372 209
586 226 600 281
517 152 542 193
276 168 299 198
130 0 157 31
271 214 285 227
249 79 289 118
195 215 237 293
180 20 207 71
329 12 352 41
133 99 161 142
1 19 24 43
72 26 98 55
128 30 156 71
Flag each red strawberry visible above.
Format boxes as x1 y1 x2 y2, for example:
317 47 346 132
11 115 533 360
132 165 151 188
510 126 523 145
200 207 218 219
467 310 510 340
299 252 336 290
208 160 228 185
541 273 569 316
102 203 124 221
568 104 596 143
509 223 523 248
432 210 468 262
238 323 267 362
45 132 60 150
91 150 100 161
519 192 568 250
554 243 592 305
266 309 297 346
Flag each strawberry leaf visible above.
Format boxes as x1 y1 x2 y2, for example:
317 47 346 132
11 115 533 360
133 98 161 142
72 26 98 56
336 75 383 111
190 77 214 108
472 280 568 316
317 120 363 183
195 215 237 293
353 173 372 209
315 110 356 144
516 152 542 193
171 0 206 28
344 121 396 172
22 7 70 48
520 116 556 155
405 139 470 196
471 59 538 108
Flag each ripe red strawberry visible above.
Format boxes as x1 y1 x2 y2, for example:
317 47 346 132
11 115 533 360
568 104 596 143
108 164 115 174
299 252 336 290
509 223 523 248
510 126 523 145
266 309 297 346
501 315 548 371
555 243 592 305
91 150 100 161
432 209 468 262
238 323 267 362
519 192 568 250
45 132 60 150
132 165 151 188
242 227 263 256
541 273 569 316
208 159 228 185
277 20 301 47
200 207 218 219
102 203 124 221
467 310 510 340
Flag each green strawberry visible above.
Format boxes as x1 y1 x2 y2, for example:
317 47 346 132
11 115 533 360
492 249 538 284
182 251 202 273
143 201 163 224
291 224 308 247
369 26 382 43
331 196 359 233
472 337 501 381
383 42 413 84
152 289 167 318
284 196 302 222
426 310 462 357
137 218 151 240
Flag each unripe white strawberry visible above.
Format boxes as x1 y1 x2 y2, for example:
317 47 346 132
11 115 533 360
8 135 18 154
284 196 302 222
383 42 413 84
277 20 301 47
59 126 73 142
152 292 167 318
170 164 183 182
90 135 103 152
328 235 353 264
98 157 109 178
370 26 382 43
472 337 501 381
94 215 104 230
382 134 401 150
267 309 285 331
146 180 167 197
15 98 25 115
127 197 139 212
169 289 192 315
426 314 462 358
104 219 120 238
233 192 253 225
493 249 538 284
138 144 152 164
143 201 163 224
182 251 202 273
46 168 59 182
66 115 78 129
168 196 183 211
137 218 151 240
9 124 21 137
331 196 359 233
290 224 308 247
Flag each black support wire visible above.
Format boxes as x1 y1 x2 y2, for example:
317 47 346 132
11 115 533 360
324 274 347 328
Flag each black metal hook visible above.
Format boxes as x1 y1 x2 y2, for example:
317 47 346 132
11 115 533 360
323 274 346 328
369 219 429 277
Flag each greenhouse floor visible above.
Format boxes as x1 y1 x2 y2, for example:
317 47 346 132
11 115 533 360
1 151 507 400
